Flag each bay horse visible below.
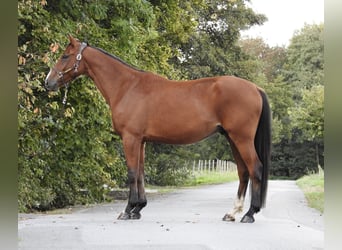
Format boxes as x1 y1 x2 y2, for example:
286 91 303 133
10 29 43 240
45 35 271 223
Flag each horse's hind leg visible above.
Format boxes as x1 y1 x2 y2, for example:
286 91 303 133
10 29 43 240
223 138 249 222
233 138 263 223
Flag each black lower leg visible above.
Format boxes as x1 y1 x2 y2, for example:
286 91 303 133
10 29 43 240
122 197 146 220
117 191 139 220
241 177 262 223
130 200 147 219
122 171 147 219
118 169 141 220
130 172 147 215
241 205 260 223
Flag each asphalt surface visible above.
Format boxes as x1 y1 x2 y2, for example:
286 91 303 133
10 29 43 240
18 180 324 250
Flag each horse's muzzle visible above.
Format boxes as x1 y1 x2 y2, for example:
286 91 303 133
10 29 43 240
44 69 59 91
44 79 59 91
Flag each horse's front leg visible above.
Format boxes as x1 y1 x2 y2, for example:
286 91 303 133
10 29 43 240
117 135 146 220
130 142 147 217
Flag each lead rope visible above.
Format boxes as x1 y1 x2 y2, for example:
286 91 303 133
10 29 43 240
62 83 69 105
60 42 87 106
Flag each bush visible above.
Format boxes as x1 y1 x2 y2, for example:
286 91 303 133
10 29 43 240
145 152 191 186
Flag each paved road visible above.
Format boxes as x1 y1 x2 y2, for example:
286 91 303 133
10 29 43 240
18 180 323 250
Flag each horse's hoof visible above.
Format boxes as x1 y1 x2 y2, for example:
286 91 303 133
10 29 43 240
117 211 141 220
240 214 255 223
129 212 141 220
222 213 235 222
117 212 130 220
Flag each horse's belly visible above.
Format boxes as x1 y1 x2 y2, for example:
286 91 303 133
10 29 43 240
145 118 219 145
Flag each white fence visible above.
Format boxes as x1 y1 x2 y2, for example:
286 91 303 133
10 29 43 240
191 160 236 173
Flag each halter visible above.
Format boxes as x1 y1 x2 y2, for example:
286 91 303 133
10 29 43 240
56 42 88 84
55 42 87 105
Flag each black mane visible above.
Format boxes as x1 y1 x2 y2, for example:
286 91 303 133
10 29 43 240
91 46 145 72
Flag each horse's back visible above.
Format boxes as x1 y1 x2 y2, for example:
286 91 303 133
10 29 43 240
133 74 263 144
139 73 263 127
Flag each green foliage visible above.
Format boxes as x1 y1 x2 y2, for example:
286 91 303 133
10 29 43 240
270 140 324 179
289 85 324 141
238 38 287 83
145 152 191 186
284 24 324 90
280 24 324 176
178 0 267 79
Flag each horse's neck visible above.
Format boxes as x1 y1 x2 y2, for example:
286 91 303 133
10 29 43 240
84 47 139 105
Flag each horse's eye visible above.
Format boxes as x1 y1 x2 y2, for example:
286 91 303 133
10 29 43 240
61 54 69 60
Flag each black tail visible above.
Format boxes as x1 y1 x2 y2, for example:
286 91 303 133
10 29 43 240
255 89 271 208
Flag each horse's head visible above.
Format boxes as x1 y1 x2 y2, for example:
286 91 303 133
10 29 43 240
45 35 87 91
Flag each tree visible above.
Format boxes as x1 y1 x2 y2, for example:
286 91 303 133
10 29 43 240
238 24 324 178
238 37 286 83
283 24 324 93
289 85 324 170
178 0 267 80
285 24 324 173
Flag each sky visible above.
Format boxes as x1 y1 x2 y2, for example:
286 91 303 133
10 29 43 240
241 0 324 47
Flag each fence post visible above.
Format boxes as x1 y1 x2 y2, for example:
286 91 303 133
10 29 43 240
190 159 237 174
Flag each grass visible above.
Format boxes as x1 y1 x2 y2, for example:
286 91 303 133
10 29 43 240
184 171 238 186
145 171 238 194
296 171 324 213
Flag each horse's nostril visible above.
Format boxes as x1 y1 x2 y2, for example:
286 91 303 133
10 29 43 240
44 80 54 91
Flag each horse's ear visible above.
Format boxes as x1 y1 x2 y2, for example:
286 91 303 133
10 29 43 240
68 34 77 46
